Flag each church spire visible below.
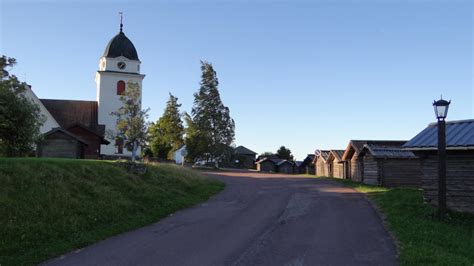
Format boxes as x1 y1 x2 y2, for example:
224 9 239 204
119 12 123 33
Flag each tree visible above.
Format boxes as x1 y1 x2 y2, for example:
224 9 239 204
259 152 275 157
183 112 205 163
0 56 44 156
148 93 184 159
185 61 235 165
110 81 149 161
277 146 294 161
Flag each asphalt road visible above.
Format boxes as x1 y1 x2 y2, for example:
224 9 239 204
45 171 398 266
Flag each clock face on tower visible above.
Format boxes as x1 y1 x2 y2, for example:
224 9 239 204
117 62 126 70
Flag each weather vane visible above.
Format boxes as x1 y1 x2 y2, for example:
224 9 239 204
119 12 123 32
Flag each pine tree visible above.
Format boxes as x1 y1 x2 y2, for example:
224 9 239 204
186 61 235 164
277 146 294 161
149 93 184 159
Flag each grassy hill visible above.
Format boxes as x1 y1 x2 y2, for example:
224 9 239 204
0 158 224 265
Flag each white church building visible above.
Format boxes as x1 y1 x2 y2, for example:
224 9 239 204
31 22 145 159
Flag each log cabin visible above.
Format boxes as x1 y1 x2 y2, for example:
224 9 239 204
276 160 296 174
256 158 295 174
314 150 330 176
233 146 257 169
256 158 277 172
300 154 316 175
358 144 421 187
341 140 408 182
37 128 88 159
403 119 474 213
327 150 345 178
36 99 109 159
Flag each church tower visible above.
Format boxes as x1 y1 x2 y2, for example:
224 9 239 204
96 19 145 156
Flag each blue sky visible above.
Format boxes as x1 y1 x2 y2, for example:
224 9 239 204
1 0 472 160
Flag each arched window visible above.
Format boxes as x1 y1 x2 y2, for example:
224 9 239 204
117 80 126 95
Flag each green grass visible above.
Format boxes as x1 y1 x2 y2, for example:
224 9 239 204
313 176 474 266
0 158 224 266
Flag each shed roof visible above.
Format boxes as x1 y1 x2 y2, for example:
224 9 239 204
255 158 294 166
275 159 295 166
341 140 407 160
328 150 345 162
301 154 315 167
234 145 257 155
42 127 89 145
403 119 474 150
313 150 330 163
66 124 110 145
361 144 416 159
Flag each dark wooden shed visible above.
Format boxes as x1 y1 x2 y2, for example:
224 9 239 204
327 150 345 179
39 99 109 159
256 158 276 172
297 154 315 174
404 119 474 213
256 158 296 174
276 160 295 174
341 140 408 182
66 124 110 159
37 128 88 159
359 144 421 187
233 146 257 169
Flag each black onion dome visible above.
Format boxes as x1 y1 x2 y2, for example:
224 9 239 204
103 31 139 60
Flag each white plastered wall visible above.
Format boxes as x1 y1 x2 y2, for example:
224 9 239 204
96 56 145 156
23 85 60 133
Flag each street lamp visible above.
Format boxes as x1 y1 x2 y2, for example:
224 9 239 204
433 97 451 215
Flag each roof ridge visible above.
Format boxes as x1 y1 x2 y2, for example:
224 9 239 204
428 119 474 127
40 99 97 103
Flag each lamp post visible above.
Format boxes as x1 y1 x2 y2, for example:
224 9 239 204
433 98 450 215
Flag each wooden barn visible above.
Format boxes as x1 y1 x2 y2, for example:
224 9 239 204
326 150 345 178
295 154 315 174
36 99 109 159
341 140 407 182
314 150 330 176
358 144 421 187
233 146 257 169
37 128 88 159
256 158 276 172
276 160 295 174
66 124 110 159
404 119 474 213
256 158 295 174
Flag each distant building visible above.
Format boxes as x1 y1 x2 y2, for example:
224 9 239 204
256 158 277 172
404 119 474 213
297 154 315 175
314 150 330 176
276 160 295 174
233 146 257 169
256 158 296 174
173 145 187 165
326 150 345 178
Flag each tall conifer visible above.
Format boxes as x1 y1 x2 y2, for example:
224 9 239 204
186 61 235 164
149 93 184 159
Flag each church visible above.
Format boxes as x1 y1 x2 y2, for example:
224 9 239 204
28 22 145 159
